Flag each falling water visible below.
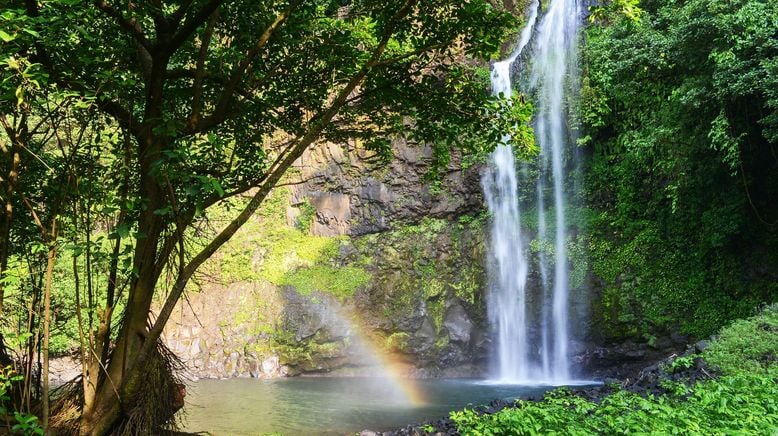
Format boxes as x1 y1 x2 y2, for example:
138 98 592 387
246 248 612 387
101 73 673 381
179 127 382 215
482 0 581 383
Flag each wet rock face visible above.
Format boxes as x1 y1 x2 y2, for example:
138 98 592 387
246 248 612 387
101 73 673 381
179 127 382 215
280 286 351 342
378 292 487 374
307 192 351 236
162 284 359 378
163 214 492 379
347 217 492 372
160 135 495 379
444 302 474 344
163 281 288 379
289 139 484 236
572 333 692 381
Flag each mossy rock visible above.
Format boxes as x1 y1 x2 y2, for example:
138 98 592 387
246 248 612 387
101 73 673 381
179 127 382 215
386 332 411 353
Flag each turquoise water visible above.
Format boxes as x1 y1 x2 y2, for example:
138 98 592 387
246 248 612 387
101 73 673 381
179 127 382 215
181 377 563 435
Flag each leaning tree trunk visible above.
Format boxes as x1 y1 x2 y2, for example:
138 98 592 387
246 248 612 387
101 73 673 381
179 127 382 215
78 134 173 435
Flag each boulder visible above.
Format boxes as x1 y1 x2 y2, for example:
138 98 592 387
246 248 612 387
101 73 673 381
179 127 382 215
443 301 473 344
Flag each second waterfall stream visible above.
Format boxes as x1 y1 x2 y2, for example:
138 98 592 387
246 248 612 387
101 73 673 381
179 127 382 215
482 0 583 383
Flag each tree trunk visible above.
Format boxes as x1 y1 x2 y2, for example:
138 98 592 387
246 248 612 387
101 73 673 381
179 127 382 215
41 219 58 434
78 272 160 436
72 1 413 430
0 135 21 317
79 134 167 435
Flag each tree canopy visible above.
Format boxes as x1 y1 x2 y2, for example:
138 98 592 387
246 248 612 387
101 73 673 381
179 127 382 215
0 0 530 433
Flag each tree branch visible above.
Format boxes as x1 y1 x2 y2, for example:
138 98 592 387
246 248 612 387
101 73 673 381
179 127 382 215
372 41 450 67
189 0 303 134
148 0 168 36
188 10 220 129
142 0 419 355
93 0 153 53
97 99 141 139
168 0 225 53
168 0 195 27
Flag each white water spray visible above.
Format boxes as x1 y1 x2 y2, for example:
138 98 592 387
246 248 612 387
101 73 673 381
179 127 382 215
482 0 581 383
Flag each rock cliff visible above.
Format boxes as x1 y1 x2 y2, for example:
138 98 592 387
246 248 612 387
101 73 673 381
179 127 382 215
161 136 682 380
163 139 493 378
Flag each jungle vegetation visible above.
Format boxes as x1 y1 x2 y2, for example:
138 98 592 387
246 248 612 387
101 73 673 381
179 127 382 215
0 0 775 434
581 0 777 339
0 0 530 433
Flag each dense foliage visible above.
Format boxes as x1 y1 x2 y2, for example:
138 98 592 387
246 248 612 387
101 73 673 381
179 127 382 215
1 0 775 432
1 0 530 433
581 0 778 338
452 305 778 434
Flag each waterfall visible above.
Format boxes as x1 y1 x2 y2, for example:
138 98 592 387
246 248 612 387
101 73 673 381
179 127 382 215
482 0 581 384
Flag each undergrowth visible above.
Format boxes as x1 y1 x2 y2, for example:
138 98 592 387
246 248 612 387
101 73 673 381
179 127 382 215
451 305 778 435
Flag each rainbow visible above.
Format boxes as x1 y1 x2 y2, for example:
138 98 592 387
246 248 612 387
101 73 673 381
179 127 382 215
335 309 428 406
370 341 428 406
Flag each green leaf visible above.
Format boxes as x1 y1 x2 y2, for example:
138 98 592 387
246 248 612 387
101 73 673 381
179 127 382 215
109 223 131 240
0 29 15 42
211 179 225 197
15 85 23 108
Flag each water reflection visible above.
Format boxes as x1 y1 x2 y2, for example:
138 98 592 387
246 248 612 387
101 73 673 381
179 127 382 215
182 377 559 435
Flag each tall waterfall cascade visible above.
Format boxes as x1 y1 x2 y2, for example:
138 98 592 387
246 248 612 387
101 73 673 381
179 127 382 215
482 0 582 384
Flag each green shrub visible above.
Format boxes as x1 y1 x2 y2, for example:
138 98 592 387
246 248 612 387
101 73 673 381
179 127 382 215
294 200 317 234
1 366 43 435
581 0 778 340
453 373 778 435
452 307 778 435
705 304 778 375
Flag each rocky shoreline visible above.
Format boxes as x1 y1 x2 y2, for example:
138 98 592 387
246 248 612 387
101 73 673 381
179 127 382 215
48 333 696 386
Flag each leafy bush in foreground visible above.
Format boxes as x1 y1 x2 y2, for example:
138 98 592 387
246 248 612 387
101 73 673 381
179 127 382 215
452 305 778 435
452 373 777 435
